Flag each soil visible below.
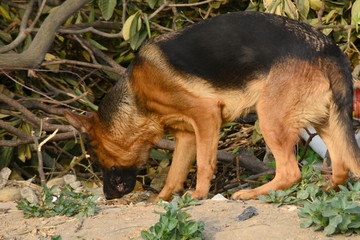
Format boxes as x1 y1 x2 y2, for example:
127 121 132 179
0 191 358 240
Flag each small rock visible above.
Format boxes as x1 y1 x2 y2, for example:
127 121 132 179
20 187 38 203
47 177 65 187
0 167 11 188
69 181 83 192
86 187 103 195
0 188 21 202
136 202 146 207
211 194 228 201
237 206 258 221
288 206 298 212
70 181 81 189
63 174 77 184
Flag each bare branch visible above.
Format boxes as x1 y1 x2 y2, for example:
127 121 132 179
168 0 215 7
0 0 35 53
155 139 273 174
0 119 30 140
0 91 73 132
79 37 124 69
41 59 125 75
314 24 360 30
316 0 326 26
0 0 48 54
0 0 91 69
58 27 123 38
2 70 84 111
0 131 75 147
149 0 169 20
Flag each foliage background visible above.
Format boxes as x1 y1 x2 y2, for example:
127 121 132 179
0 0 360 188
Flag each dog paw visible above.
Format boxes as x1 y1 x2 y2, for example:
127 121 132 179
183 190 207 200
231 189 259 200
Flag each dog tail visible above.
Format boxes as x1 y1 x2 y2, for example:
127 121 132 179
324 57 360 177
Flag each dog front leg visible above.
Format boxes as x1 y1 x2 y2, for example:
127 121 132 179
185 98 223 199
156 131 196 202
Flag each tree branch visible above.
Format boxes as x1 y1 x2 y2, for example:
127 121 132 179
0 0 45 54
0 92 73 132
155 139 273 174
41 59 125 75
0 131 76 147
0 0 91 69
0 119 30 140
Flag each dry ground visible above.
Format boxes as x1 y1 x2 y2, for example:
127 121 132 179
0 194 359 240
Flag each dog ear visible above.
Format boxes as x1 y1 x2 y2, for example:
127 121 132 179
63 110 94 133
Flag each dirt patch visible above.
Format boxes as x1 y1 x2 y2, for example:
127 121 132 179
0 194 358 240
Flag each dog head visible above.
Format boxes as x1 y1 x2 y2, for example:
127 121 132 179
63 110 153 199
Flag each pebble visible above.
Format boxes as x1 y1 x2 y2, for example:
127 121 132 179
0 167 11 188
0 188 21 202
63 174 77 184
211 194 228 201
20 187 38 203
46 177 65 187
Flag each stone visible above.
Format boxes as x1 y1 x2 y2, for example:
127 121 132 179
47 177 65 187
0 188 21 202
0 167 11 188
211 194 228 201
20 187 38 203
63 174 77 184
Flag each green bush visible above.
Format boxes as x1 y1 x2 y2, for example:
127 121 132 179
17 184 100 218
258 164 360 236
141 194 204 240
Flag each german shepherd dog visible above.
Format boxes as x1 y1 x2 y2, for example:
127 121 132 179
65 11 360 201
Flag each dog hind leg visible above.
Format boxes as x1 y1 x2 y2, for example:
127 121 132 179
232 94 302 200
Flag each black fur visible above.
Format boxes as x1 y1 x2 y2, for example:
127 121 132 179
155 12 342 88
102 166 138 200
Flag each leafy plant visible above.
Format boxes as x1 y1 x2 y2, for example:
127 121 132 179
141 193 204 240
17 184 100 218
257 164 327 207
40 235 62 240
258 163 360 236
298 182 360 236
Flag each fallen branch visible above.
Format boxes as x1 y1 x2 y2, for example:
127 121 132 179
155 139 273 174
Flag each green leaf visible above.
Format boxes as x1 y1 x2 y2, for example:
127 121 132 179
167 218 178 231
329 215 343 227
187 221 199 235
257 195 271 202
144 13 151 38
297 190 309 200
297 0 310 19
147 0 159 9
122 11 141 41
284 0 298 19
87 38 108 51
0 5 11 20
322 208 338 217
99 0 117 20
0 30 12 43
300 219 313 228
141 230 155 240
324 224 337 236
88 5 95 23
352 0 360 27
0 146 13 168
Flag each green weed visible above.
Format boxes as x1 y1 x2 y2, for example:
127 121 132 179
17 184 100 218
141 193 204 240
258 164 360 236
